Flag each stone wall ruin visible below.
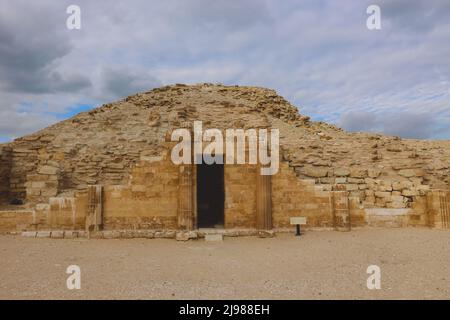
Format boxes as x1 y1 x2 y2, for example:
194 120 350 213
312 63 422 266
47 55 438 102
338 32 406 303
0 84 449 237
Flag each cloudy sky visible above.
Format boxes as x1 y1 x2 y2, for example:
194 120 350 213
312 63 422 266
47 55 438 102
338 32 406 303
0 0 449 142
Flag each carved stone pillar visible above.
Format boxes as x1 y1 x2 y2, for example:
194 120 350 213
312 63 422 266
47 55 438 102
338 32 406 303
178 165 194 230
256 170 272 230
331 190 351 231
86 185 103 232
427 190 450 229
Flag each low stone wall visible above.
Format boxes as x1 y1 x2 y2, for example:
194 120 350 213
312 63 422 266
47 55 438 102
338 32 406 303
100 156 179 230
48 196 85 230
365 208 410 227
0 210 34 232
272 162 333 228
1 152 446 235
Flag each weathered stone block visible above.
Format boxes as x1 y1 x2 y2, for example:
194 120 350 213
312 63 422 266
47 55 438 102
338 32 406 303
334 168 350 177
345 184 359 191
335 177 347 184
31 181 46 188
402 189 419 197
390 196 405 203
350 168 367 178
40 188 58 197
64 231 79 239
368 168 381 178
398 169 416 178
51 230 64 239
38 166 59 175
375 191 391 198
176 231 198 241
303 167 329 178
36 231 51 238
21 231 37 238
258 230 275 238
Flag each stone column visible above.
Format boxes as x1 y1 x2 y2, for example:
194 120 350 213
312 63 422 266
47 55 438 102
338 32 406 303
256 170 272 230
427 190 450 229
331 190 351 231
439 191 450 229
86 185 103 232
178 164 194 230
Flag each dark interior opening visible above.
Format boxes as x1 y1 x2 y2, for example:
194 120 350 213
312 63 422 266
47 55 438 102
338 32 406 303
197 162 224 228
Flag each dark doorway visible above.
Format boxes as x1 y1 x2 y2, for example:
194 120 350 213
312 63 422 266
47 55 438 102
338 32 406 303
197 162 224 228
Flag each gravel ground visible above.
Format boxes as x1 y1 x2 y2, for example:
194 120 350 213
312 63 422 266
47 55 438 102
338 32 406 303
0 228 449 300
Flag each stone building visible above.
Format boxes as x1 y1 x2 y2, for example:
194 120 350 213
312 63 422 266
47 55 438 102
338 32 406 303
0 84 449 239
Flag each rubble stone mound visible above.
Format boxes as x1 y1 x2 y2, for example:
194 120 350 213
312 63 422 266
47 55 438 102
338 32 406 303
0 83 449 235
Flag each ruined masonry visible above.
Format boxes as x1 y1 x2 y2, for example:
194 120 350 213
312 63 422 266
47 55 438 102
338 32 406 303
0 84 449 239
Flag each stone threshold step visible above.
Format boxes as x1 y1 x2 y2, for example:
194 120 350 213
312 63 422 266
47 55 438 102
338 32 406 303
20 229 275 240
21 230 85 239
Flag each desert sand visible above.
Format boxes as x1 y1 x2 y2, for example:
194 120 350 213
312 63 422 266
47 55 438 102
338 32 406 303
0 228 449 300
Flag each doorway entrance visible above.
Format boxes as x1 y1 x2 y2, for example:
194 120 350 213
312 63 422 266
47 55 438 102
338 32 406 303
196 162 224 228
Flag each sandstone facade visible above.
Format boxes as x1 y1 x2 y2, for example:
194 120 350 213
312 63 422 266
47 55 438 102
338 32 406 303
0 84 449 237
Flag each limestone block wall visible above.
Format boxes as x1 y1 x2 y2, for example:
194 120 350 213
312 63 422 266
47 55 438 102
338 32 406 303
9 146 39 201
224 164 257 228
0 146 12 204
272 161 334 228
101 156 179 230
365 208 410 227
47 197 85 230
0 210 34 232
37 195 86 231
408 195 428 226
25 163 60 204
0 148 442 233
40 156 178 231
348 196 366 227
292 163 431 209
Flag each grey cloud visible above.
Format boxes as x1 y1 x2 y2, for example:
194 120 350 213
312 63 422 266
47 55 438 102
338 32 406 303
339 111 445 139
381 113 438 139
0 0 449 141
100 67 162 100
0 1 91 94
2 67 92 94
378 0 450 33
0 105 58 138
339 112 379 132
174 0 272 30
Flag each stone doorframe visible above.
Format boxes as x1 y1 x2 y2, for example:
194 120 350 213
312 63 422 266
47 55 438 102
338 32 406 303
178 163 195 230
176 159 273 231
256 166 272 230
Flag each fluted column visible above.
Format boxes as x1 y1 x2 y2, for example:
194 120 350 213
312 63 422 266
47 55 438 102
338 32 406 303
256 170 272 230
178 164 194 230
86 185 103 232
331 190 351 231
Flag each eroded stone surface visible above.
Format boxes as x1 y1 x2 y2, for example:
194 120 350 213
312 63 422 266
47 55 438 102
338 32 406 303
0 84 449 234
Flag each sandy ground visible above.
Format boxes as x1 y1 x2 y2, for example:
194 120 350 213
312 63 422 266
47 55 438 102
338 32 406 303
0 228 449 300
